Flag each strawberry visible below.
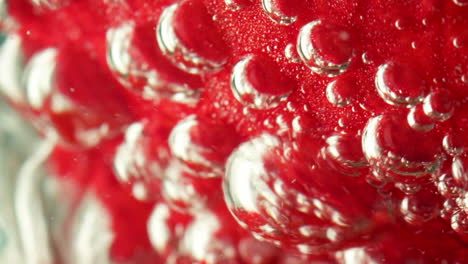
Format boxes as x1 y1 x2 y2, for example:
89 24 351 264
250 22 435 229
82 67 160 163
1 0 468 263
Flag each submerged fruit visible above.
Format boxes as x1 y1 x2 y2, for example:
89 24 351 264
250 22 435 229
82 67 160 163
1 0 468 263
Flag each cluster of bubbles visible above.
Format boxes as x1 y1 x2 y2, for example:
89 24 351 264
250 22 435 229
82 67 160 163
1 0 468 263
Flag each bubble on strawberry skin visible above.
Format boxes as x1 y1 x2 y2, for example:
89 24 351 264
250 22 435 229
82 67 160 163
451 211 468 236
169 115 223 178
443 133 464 156
451 155 468 188
106 23 199 105
261 0 298 25
297 20 353 77
30 0 67 10
22 48 57 110
400 191 440 225
106 22 133 81
362 114 442 179
375 62 426 107
231 55 292 109
148 203 172 254
223 134 363 253
422 91 454 122
0 34 25 104
114 122 146 184
407 104 434 132
156 0 228 74
453 0 468 6
326 78 354 107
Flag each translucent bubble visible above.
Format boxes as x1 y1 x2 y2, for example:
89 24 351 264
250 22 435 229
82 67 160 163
336 247 376 264
451 211 468 235
441 199 457 220
261 0 297 25
407 105 434 132
326 79 353 107
224 134 352 249
106 22 133 79
30 0 66 9
231 55 291 109
22 48 57 110
148 203 172 254
322 133 367 176
179 211 236 263
453 0 468 6
114 122 146 184
437 173 463 198
224 0 243 10
162 160 206 211
443 134 464 156
362 115 441 178
422 91 454 122
223 134 280 215
168 115 222 178
0 34 26 104
400 194 439 224
107 23 199 105
67 194 113 264
375 62 425 107
284 43 300 63
451 156 468 188
395 182 421 194
297 20 353 76
156 2 227 74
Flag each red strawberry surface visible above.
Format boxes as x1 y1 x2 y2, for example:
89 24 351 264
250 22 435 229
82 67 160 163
1 0 468 263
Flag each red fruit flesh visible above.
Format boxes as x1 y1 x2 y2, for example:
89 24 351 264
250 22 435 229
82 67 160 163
2 0 468 263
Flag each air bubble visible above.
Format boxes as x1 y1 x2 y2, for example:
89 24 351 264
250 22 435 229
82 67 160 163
224 134 355 250
400 193 439 224
437 173 463 198
323 133 367 176
285 43 300 63
106 23 199 105
156 1 227 74
106 23 133 79
453 0 468 6
422 91 454 122
261 0 297 25
326 78 354 107
179 211 236 263
231 55 291 109
443 134 464 156
451 211 468 235
148 203 172 254
362 114 442 178
162 160 207 211
451 156 468 188
375 62 425 107
169 115 222 178
22 48 58 110
297 20 353 76
407 105 434 132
